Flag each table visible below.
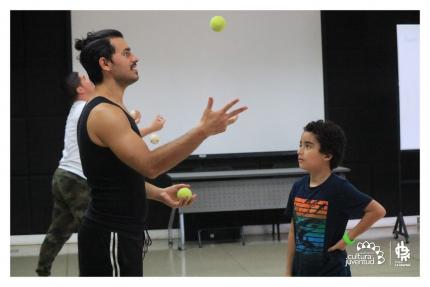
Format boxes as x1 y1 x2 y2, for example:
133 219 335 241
167 167 350 250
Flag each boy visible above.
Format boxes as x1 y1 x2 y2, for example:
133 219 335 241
285 120 386 276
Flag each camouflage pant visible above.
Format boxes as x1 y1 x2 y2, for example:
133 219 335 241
36 168 90 276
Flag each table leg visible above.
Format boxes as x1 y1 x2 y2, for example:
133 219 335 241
178 209 185 250
167 208 176 247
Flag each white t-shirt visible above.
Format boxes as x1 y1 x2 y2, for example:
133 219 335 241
58 100 86 179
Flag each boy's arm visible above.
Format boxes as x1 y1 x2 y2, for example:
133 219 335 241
285 218 295 276
345 199 386 240
328 199 386 252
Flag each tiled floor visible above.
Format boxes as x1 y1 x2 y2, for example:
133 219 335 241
10 228 419 277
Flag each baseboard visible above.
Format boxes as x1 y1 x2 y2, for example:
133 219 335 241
10 228 180 245
10 215 419 245
10 215 419 257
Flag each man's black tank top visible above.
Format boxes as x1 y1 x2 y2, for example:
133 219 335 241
77 96 148 233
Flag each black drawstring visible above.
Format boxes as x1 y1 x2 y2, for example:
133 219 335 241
143 228 152 260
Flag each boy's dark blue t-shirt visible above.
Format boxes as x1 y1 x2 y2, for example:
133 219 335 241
285 173 372 276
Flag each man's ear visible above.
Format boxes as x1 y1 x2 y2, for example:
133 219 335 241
99 57 112 72
76 86 84 95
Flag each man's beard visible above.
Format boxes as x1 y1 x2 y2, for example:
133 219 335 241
117 73 139 87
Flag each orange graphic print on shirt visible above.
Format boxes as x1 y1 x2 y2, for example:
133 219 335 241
294 197 328 254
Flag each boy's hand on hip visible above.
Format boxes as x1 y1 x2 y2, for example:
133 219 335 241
328 239 347 252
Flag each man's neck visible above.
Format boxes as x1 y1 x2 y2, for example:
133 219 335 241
308 167 332 188
94 79 126 107
76 93 91 102
75 96 86 102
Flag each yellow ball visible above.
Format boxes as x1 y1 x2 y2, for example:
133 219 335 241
149 133 160 144
210 16 226 32
177 187 192 199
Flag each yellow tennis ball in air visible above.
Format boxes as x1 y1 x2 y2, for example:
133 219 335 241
210 16 226 32
177 187 192 199
149 133 160 144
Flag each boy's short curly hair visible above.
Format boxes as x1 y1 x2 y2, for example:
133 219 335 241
304 120 347 170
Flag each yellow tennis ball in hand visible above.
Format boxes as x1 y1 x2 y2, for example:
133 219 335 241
210 16 226 32
177 187 192 199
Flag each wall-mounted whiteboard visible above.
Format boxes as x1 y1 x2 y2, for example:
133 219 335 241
397 24 420 150
71 11 325 155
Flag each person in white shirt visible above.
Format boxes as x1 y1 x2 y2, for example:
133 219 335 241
36 72 165 276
